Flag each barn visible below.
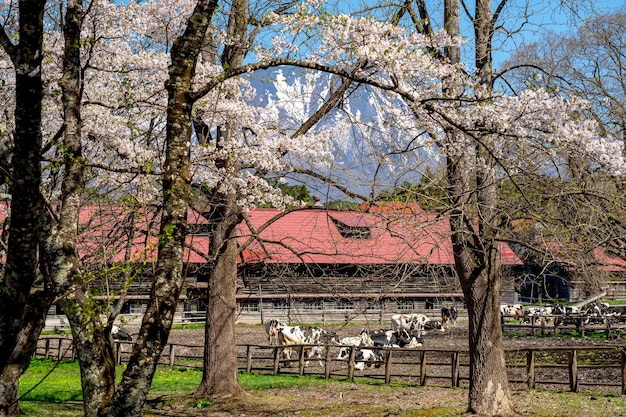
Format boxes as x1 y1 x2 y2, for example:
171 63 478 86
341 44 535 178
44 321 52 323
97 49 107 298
41 202 524 323
230 202 523 320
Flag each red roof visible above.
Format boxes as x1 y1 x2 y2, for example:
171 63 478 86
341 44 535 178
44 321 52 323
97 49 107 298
0 203 522 267
593 248 626 272
238 208 522 266
76 205 209 264
545 241 626 272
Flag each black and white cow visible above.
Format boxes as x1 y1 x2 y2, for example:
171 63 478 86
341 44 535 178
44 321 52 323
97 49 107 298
353 349 384 370
441 305 458 329
336 330 374 361
500 304 524 318
336 346 383 370
367 329 422 348
368 329 399 346
265 319 338 367
111 325 132 341
391 313 430 335
423 320 445 334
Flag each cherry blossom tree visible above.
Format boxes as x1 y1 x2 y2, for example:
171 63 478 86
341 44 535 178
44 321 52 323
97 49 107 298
248 2 625 415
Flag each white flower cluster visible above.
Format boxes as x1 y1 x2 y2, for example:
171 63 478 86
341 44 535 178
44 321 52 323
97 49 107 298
2 0 624 213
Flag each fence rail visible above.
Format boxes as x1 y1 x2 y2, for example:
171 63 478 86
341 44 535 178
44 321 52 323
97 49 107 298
35 336 626 395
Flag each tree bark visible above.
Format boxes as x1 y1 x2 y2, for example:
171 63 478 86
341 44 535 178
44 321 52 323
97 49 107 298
196 194 243 398
0 1 47 414
63 310 116 417
0 291 53 415
108 1 218 416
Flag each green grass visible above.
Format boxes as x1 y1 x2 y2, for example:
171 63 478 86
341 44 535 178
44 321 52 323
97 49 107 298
18 358 626 417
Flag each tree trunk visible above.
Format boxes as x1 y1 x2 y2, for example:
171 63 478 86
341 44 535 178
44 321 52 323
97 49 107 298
462 248 514 415
194 0 248 398
0 2 46 414
441 0 515 414
0 366 20 416
71 321 116 417
196 194 243 398
0 291 52 416
107 2 218 416
0 0 46 369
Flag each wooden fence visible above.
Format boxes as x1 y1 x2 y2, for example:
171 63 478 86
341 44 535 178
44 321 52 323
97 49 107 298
35 336 626 395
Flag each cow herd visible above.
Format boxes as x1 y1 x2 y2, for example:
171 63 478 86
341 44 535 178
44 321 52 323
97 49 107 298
500 302 626 327
264 308 458 370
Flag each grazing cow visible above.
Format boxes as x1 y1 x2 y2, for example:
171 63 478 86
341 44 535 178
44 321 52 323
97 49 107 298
391 313 430 336
264 320 338 367
111 325 132 341
441 305 458 329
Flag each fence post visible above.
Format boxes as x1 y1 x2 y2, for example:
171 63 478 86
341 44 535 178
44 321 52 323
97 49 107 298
324 346 331 379
419 351 427 386
246 345 252 373
451 352 460 387
568 349 578 392
44 339 50 360
116 342 122 365
57 339 64 361
298 346 305 376
621 348 626 395
273 347 280 375
384 350 392 384
348 347 355 381
526 350 535 389
169 344 176 367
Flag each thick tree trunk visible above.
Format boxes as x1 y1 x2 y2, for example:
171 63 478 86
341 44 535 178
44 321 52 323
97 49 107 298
0 0 46 369
449 201 515 416
194 0 247 399
463 252 514 415
196 195 243 398
0 291 52 415
442 0 515 414
59 291 117 417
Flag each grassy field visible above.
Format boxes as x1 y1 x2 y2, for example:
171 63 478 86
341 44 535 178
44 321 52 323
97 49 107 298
18 358 626 416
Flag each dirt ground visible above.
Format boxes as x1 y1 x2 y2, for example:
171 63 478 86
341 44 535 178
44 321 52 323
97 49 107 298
166 317 625 351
